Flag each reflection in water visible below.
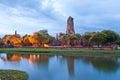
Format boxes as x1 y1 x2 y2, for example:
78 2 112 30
0 54 120 73
3 54 21 62
65 56 74 76
67 57 74 76
63 55 120 75
1 53 49 65
81 56 119 73
0 53 120 80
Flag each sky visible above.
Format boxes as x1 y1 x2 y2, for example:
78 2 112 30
0 0 120 37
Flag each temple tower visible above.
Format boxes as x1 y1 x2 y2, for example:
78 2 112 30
66 16 75 34
15 30 17 35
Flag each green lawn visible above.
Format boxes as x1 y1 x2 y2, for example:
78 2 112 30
0 48 120 56
0 70 28 80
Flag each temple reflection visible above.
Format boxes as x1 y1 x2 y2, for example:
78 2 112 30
0 53 49 65
62 55 120 76
67 57 74 76
0 53 119 74
62 56 75 76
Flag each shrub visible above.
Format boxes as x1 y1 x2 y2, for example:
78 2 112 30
0 70 28 80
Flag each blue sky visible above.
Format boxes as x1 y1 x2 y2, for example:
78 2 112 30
0 0 120 37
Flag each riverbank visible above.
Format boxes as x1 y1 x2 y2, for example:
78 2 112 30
0 70 28 80
0 48 120 56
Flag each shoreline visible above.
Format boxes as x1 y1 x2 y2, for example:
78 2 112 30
0 48 120 56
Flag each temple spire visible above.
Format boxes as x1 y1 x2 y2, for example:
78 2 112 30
15 30 17 35
66 16 75 34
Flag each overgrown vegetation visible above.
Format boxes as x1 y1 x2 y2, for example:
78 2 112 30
82 30 120 47
0 70 28 80
0 29 120 48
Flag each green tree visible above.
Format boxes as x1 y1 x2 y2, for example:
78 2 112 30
101 30 119 44
82 32 96 47
114 35 120 46
58 33 81 46
68 34 81 46
58 33 67 46
74 33 81 39
37 34 54 47
89 32 106 47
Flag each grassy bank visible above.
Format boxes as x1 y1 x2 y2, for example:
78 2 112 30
0 70 28 80
0 48 120 56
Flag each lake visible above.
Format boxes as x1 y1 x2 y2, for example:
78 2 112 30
0 53 120 80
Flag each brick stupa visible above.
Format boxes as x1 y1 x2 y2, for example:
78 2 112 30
66 16 75 34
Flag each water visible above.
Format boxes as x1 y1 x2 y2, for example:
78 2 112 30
0 53 120 80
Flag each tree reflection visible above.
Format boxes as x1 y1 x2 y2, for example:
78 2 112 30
1 54 49 66
1 53 119 74
4 54 21 62
37 54 49 66
82 56 119 73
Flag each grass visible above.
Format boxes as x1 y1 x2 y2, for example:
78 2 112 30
0 70 28 80
0 48 120 56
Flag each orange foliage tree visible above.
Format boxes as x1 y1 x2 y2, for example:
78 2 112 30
22 35 32 46
3 34 23 47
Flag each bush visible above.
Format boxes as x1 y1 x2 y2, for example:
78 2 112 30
0 70 28 80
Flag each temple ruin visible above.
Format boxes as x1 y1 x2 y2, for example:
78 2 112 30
66 16 75 34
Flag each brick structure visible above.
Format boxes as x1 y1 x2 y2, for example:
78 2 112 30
66 16 75 34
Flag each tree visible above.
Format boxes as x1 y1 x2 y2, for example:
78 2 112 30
89 32 106 47
58 33 67 46
81 32 96 47
74 33 81 39
2 35 22 47
23 31 54 47
28 35 40 47
58 33 81 46
33 30 48 36
114 35 120 46
101 30 119 44
22 35 32 46
36 33 54 47
68 34 81 46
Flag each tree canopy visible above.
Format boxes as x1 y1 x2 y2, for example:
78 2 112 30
101 30 119 43
89 32 106 47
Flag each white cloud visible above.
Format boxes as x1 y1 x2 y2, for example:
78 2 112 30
0 0 120 37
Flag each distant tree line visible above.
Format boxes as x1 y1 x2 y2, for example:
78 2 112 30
0 29 120 48
82 30 120 47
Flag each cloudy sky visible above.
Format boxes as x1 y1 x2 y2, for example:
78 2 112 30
0 0 120 37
